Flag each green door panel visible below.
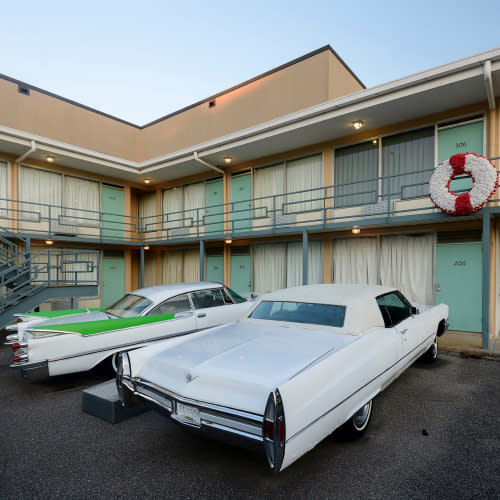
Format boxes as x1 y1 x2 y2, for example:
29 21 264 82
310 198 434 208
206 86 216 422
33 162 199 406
436 243 482 332
205 180 224 234
206 255 224 283
101 186 125 239
438 121 484 194
231 174 252 232
230 254 251 296
102 257 125 307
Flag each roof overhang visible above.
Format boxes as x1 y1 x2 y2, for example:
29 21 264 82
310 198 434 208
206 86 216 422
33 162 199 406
1 48 499 183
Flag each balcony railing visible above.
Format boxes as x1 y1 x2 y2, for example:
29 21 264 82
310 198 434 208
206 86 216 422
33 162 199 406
0 166 498 244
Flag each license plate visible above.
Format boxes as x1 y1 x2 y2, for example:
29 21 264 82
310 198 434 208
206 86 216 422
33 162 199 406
176 402 200 426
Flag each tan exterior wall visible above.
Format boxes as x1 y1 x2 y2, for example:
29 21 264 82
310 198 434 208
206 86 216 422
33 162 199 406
140 50 363 160
0 79 140 161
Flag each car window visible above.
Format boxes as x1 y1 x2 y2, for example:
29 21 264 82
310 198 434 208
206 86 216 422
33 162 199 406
190 289 226 309
250 301 346 328
148 294 192 315
226 287 247 303
106 294 152 318
220 288 234 304
376 293 411 327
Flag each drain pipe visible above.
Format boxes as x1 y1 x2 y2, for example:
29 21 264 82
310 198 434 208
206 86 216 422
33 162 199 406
483 60 496 110
16 140 37 164
193 151 224 175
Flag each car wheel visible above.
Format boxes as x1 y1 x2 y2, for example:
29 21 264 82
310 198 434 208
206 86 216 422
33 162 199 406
421 335 438 363
339 399 372 439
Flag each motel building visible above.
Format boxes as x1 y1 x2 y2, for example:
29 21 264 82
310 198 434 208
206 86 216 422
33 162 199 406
0 46 499 350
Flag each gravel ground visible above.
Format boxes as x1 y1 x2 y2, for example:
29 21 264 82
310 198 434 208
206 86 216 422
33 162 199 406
0 344 499 500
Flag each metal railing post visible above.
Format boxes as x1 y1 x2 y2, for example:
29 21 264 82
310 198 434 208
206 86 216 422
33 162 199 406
199 239 205 280
302 230 308 286
139 245 145 289
482 213 490 350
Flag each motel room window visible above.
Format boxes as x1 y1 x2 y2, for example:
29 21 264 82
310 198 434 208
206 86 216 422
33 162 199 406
0 162 7 216
162 249 200 284
381 127 434 200
162 182 205 235
334 142 378 208
19 166 62 219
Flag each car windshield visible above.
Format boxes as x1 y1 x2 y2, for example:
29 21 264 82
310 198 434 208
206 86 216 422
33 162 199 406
250 301 346 328
106 294 152 318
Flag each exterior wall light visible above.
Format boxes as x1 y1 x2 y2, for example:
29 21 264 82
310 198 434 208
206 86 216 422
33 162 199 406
225 239 232 244
45 239 54 245
352 226 361 235
45 156 55 163
352 121 364 130
144 178 152 185
224 157 232 164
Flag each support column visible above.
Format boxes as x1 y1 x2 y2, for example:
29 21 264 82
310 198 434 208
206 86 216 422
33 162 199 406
200 239 205 280
139 246 145 289
302 230 308 286
482 213 491 350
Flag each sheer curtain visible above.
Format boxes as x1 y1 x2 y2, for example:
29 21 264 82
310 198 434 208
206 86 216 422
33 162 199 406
162 251 183 284
19 166 61 219
254 243 286 293
380 234 434 304
162 188 183 232
184 183 206 228
286 241 323 287
332 238 378 284
144 253 157 287
0 162 7 216
139 192 157 233
183 249 200 282
253 164 285 225
63 176 99 225
286 155 322 212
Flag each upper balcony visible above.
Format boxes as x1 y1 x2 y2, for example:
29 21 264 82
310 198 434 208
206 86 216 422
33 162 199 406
1 165 498 245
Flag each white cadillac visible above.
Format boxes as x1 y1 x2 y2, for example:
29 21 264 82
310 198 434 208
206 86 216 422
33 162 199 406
116 284 448 472
5 282 251 381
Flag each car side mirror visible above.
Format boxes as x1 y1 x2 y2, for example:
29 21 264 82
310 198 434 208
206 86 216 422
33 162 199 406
411 306 419 315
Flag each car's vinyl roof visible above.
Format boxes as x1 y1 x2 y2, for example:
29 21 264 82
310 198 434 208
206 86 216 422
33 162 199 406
132 282 223 302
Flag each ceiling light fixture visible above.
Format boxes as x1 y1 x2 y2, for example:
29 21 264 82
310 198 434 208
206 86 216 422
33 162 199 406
224 157 232 164
143 178 152 185
45 156 55 163
352 226 361 235
45 239 54 245
225 239 232 244
352 120 364 130
144 245 150 250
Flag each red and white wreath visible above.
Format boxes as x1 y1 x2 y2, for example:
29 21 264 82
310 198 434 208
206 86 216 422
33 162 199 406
429 153 498 215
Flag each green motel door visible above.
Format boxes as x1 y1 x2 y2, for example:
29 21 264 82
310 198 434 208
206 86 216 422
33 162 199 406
438 120 484 194
436 243 482 332
206 255 224 283
205 180 224 234
102 256 125 308
231 174 252 232
230 254 251 297
101 186 125 239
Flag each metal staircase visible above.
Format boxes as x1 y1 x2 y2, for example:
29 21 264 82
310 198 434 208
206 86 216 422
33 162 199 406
0 226 99 329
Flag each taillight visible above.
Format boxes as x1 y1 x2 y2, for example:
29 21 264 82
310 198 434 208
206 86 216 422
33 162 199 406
263 389 286 472
11 343 21 350
12 354 28 363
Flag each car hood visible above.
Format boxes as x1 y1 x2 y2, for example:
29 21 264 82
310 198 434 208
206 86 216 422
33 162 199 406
137 320 355 415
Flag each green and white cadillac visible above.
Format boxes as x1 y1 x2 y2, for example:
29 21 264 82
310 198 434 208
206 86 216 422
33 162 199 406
5 282 251 381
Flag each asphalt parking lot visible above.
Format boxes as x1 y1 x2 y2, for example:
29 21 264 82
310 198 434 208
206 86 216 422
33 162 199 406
0 344 499 500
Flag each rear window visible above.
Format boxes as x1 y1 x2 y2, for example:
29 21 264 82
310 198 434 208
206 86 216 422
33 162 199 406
250 301 346 328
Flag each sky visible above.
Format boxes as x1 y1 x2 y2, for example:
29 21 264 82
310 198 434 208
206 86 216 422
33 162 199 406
1 0 499 125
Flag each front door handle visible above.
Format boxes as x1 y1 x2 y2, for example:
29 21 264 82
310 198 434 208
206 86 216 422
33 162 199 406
400 328 408 335
197 313 207 318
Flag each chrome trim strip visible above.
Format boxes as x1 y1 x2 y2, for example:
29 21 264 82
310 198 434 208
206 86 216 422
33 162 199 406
135 378 262 422
287 333 434 443
201 421 262 441
48 329 200 363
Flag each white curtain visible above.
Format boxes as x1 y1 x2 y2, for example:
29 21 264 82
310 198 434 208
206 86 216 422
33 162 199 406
183 249 200 282
184 183 206 228
63 176 99 225
253 164 285 222
19 166 61 220
254 243 286 293
332 238 378 285
144 253 157 287
380 234 434 304
162 251 183 284
286 155 323 212
0 162 7 216
162 188 183 230
286 241 323 287
139 192 157 233
59 250 98 284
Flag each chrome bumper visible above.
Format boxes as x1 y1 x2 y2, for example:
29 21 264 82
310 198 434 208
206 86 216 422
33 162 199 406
121 377 263 442
10 359 49 381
